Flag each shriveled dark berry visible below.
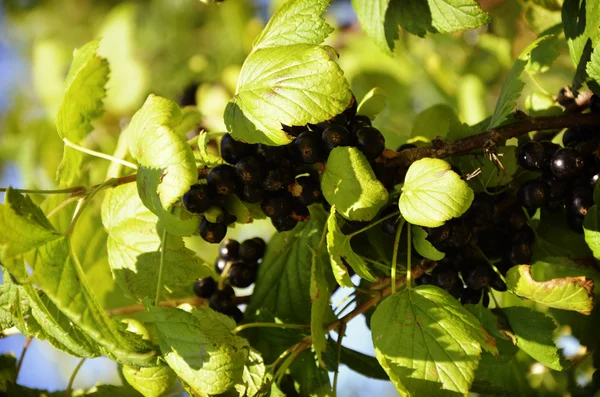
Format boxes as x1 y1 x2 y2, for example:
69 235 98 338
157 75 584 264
219 239 240 260
293 132 323 164
518 179 549 210
507 243 532 265
220 133 256 164
182 184 213 214
568 185 594 216
462 262 494 290
460 288 483 305
294 175 322 206
550 148 586 179
207 164 238 196
193 277 216 298
228 262 256 288
239 238 266 264
517 141 546 170
257 144 285 163
322 125 351 150
200 218 227 244
238 183 264 203
236 157 263 185
355 126 385 160
261 192 293 218
209 285 235 312
272 216 298 232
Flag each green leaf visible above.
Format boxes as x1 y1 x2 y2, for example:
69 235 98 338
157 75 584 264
457 146 519 191
0 188 61 260
150 306 249 396
588 44 600 94
371 285 498 395
102 184 210 300
506 265 594 314
310 241 333 367
55 39 109 186
410 104 459 142
252 0 333 50
122 365 177 397
488 35 554 129
357 88 388 120
534 210 593 260
352 0 490 53
526 34 561 74
584 204 600 260
321 147 389 221
225 44 352 145
235 348 266 397
399 158 474 227
196 131 225 168
562 0 600 69
502 306 563 370
0 355 16 392
412 225 445 261
326 206 378 285
128 94 199 236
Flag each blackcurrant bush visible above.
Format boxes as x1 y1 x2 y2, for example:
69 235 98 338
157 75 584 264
239 238 266 264
517 141 546 170
414 274 433 286
550 148 585 179
193 277 216 298
200 218 227 244
568 185 594 216
295 175 323 206
182 184 213 214
432 267 460 290
591 94 600 113
355 126 385 160
207 164 238 196
271 215 298 232
209 285 235 312
462 262 494 290
507 243 532 265
261 192 293 218
219 239 240 260
322 125 351 150
228 262 256 288
293 132 323 164
257 144 286 163
460 288 482 305
238 183 264 203
220 133 256 164
518 179 549 209
236 157 263 185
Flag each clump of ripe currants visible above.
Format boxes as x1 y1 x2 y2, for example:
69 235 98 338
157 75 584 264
182 94 388 243
193 237 266 323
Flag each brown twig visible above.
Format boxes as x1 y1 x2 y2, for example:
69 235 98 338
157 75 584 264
105 294 250 316
384 113 600 169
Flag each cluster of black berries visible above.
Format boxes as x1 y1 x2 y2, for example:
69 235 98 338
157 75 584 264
193 237 266 322
516 98 600 233
183 95 388 242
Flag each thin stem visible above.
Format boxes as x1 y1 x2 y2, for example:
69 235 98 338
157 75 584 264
154 228 168 306
0 186 85 195
15 338 32 382
232 322 309 334
475 246 507 283
391 218 405 295
489 290 501 309
65 358 86 397
63 138 137 170
406 221 412 290
65 179 114 237
47 196 79 219
332 323 346 396
218 261 234 291
348 211 400 238
334 295 357 317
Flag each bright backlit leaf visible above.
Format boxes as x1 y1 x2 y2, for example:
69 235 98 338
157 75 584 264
357 88 388 120
399 158 474 227
412 225 445 261
122 365 178 397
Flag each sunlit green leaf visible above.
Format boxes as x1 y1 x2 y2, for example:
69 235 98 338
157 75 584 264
310 241 333 367
122 365 178 397
399 158 474 227
412 225 445 261
457 146 519 191
410 104 459 141
357 88 388 120
235 348 266 397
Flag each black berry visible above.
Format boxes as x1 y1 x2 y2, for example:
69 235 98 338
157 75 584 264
257 144 286 163
322 125 351 150
415 274 433 286
182 184 212 214
591 94 600 113
209 285 235 312
460 288 482 305
295 175 323 206
220 133 256 164
507 243 532 265
272 216 298 232
224 306 244 323
293 132 323 164
236 157 263 185
239 238 266 264
550 148 585 179
517 141 546 170
518 179 549 210
215 257 228 274
207 164 238 196
193 277 216 298
200 218 227 244
355 126 385 160
567 185 594 216
228 262 256 288
490 275 507 292
432 267 461 290
238 183 264 203
219 239 240 260
261 192 293 218
462 262 494 290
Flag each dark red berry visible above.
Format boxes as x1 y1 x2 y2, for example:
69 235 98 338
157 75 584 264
322 125 351 150
200 218 227 244
219 239 240 260
182 184 213 214
518 179 549 209
293 132 323 164
550 148 586 179
355 126 385 160
209 285 235 312
228 262 256 288
193 277 216 298
236 157 263 185
517 141 546 170
220 133 256 164
207 164 238 196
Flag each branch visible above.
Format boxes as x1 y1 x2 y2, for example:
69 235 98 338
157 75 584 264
105 294 250 316
384 113 600 169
